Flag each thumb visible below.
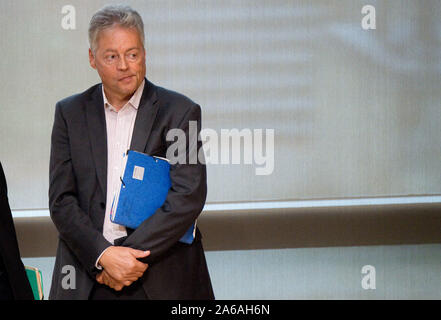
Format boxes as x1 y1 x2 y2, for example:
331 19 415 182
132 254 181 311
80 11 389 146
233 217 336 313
130 248 151 258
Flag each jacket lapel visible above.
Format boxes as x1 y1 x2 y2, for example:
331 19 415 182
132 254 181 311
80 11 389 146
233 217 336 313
84 79 158 197
130 79 159 152
85 84 107 196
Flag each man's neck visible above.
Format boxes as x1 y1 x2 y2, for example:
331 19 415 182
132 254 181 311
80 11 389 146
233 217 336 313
103 88 133 111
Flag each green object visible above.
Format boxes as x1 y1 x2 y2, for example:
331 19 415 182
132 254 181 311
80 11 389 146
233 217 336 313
25 266 43 300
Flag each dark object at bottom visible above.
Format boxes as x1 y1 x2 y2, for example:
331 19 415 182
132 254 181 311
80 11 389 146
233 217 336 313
89 279 147 300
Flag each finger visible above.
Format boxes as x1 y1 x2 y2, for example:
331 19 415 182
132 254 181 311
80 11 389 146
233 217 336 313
101 272 112 286
102 270 135 287
112 268 142 281
133 260 149 272
130 249 151 259
106 276 124 291
103 271 119 285
122 263 147 277
120 275 140 282
97 272 105 283
106 277 122 291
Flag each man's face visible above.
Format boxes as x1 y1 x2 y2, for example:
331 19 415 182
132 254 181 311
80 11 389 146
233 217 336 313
89 25 146 101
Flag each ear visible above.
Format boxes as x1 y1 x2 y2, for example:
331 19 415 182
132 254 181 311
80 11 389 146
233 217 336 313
89 48 97 69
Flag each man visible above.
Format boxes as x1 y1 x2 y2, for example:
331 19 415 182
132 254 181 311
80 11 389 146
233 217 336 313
0 162 34 300
49 5 214 299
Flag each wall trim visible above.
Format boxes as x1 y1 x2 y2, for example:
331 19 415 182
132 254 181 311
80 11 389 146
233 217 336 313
13 197 441 257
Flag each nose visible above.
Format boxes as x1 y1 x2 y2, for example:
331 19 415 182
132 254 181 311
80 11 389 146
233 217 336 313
117 55 128 70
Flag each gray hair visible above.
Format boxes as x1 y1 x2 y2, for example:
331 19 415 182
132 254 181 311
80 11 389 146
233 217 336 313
88 4 145 54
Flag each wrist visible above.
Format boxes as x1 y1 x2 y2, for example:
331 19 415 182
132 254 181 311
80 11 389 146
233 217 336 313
97 246 114 269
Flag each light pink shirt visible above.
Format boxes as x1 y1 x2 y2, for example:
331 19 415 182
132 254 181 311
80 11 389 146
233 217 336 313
102 80 145 244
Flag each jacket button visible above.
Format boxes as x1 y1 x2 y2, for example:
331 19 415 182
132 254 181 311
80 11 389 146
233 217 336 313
100 202 105 209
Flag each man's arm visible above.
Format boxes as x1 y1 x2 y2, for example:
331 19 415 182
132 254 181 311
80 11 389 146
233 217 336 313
121 103 207 262
49 102 113 277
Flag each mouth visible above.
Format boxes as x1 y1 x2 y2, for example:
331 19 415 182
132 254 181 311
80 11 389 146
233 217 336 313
119 75 135 82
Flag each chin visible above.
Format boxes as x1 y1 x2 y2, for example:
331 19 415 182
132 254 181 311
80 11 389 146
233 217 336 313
119 84 137 94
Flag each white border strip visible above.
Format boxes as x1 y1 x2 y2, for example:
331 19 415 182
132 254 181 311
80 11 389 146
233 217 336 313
204 196 441 211
11 196 441 218
12 209 50 218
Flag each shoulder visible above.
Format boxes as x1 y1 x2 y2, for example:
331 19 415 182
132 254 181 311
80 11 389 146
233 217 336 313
55 83 101 115
155 85 200 116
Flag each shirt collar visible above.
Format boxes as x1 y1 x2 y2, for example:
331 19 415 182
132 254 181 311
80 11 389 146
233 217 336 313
102 79 145 111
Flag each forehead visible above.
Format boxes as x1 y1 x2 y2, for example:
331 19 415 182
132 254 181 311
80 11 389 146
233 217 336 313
96 25 143 51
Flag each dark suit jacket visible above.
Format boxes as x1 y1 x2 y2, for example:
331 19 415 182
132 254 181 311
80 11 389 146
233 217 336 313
0 162 34 300
48 79 214 299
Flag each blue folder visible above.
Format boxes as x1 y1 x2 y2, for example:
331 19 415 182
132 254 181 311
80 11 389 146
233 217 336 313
110 150 196 244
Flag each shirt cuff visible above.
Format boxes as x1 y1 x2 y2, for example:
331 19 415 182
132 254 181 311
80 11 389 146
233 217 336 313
95 246 113 270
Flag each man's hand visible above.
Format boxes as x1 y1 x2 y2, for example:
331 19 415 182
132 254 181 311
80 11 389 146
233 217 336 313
97 246 150 289
96 270 126 291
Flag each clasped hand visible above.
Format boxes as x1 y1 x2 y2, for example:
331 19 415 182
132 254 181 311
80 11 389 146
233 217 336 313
96 246 150 291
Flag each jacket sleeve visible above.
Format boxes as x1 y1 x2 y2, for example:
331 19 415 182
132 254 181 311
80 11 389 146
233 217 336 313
121 104 207 263
0 162 34 300
49 102 112 277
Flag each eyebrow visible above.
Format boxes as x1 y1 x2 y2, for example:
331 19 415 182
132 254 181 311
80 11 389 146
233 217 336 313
102 47 141 54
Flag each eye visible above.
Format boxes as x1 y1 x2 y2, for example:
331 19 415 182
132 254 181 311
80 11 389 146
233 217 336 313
127 52 139 60
105 54 116 62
